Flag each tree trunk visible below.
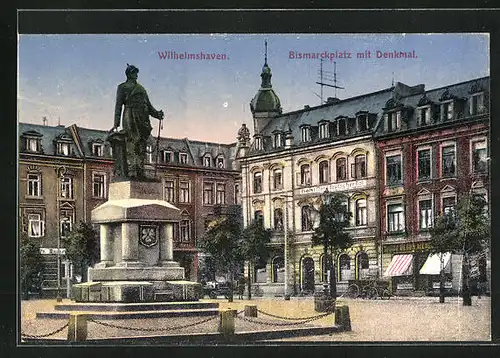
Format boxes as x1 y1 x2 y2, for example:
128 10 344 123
247 261 252 300
462 253 472 306
228 270 234 303
439 255 445 303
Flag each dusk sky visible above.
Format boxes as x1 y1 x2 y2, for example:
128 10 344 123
18 34 489 143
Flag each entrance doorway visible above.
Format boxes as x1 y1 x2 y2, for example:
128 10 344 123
302 257 315 293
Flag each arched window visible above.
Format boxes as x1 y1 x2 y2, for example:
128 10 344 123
273 168 283 190
273 208 283 231
336 158 347 181
354 154 367 179
339 254 352 281
300 164 311 185
301 205 313 231
272 256 284 283
253 172 262 193
357 252 370 280
355 199 367 226
319 160 329 184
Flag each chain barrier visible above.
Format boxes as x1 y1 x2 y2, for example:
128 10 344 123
235 311 331 327
21 322 69 339
256 308 333 321
88 315 218 333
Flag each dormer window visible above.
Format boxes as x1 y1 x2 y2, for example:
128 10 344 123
470 92 485 115
319 121 329 139
337 117 347 136
273 132 283 148
203 155 212 167
180 153 188 164
216 156 225 168
57 142 70 156
357 113 369 132
301 126 311 142
92 143 103 157
60 176 73 199
26 137 41 152
162 150 172 163
385 111 401 132
255 136 263 150
441 101 454 121
417 106 431 126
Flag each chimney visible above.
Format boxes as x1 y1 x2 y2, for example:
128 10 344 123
42 116 48 126
285 131 294 149
327 97 341 104
304 105 310 110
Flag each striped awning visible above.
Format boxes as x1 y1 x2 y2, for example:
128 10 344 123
419 252 451 275
384 254 413 277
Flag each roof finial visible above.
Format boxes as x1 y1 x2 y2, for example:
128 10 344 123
391 72 395 87
264 40 268 65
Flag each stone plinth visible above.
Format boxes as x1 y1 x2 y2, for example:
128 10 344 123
109 180 163 201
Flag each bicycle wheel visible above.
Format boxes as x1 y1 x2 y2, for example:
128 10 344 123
368 287 378 299
381 289 392 300
346 284 360 299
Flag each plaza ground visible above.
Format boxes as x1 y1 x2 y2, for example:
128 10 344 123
20 295 490 342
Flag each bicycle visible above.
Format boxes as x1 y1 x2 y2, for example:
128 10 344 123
359 281 392 300
344 283 361 299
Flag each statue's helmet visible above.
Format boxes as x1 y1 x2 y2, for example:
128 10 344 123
125 64 139 77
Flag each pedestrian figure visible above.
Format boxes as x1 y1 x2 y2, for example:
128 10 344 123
237 276 246 300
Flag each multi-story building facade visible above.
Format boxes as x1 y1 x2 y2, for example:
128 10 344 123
374 77 490 295
19 122 239 296
237 57 425 296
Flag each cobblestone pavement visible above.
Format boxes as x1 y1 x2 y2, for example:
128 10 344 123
20 295 490 342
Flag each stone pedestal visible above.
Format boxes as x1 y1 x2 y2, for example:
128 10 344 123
78 179 199 302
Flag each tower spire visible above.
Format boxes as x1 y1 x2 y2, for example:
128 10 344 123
264 40 268 65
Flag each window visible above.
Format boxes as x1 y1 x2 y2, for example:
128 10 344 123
180 220 190 241
337 118 347 136
355 199 367 226
358 114 369 132
274 208 283 231
472 140 487 174
165 180 175 202
60 176 73 199
301 127 311 142
319 161 329 184
441 101 454 121
234 184 240 205
273 133 283 148
179 153 188 164
470 93 485 115
319 122 329 139
272 256 284 283
179 181 190 203
273 168 283 190
387 203 405 232
386 155 402 185
417 149 431 181
162 150 172 163
442 196 456 215
216 157 225 168
92 173 106 198
146 145 153 163
301 205 313 231
255 136 263 150
26 138 40 152
357 252 370 280
441 145 456 177
418 107 431 126
92 143 103 157
203 156 211 167
353 155 367 179
60 217 72 238
339 254 352 281
300 164 311 185
57 142 70 156
336 158 347 181
216 183 226 204
28 214 44 238
253 172 263 193
27 173 41 197
203 182 214 205
109 146 113 157
254 210 264 226
419 200 433 230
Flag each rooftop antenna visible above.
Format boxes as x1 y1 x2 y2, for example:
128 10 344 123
391 72 395 87
264 39 268 65
58 116 61 126
42 116 48 126
316 60 344 104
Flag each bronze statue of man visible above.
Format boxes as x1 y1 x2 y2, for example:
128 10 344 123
109 64 164 179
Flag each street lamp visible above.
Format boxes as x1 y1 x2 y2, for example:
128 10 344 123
318 188 334 298
55 165 67 302
277 194 293 300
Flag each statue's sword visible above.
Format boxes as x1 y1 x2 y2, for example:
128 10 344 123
154 116 164 178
